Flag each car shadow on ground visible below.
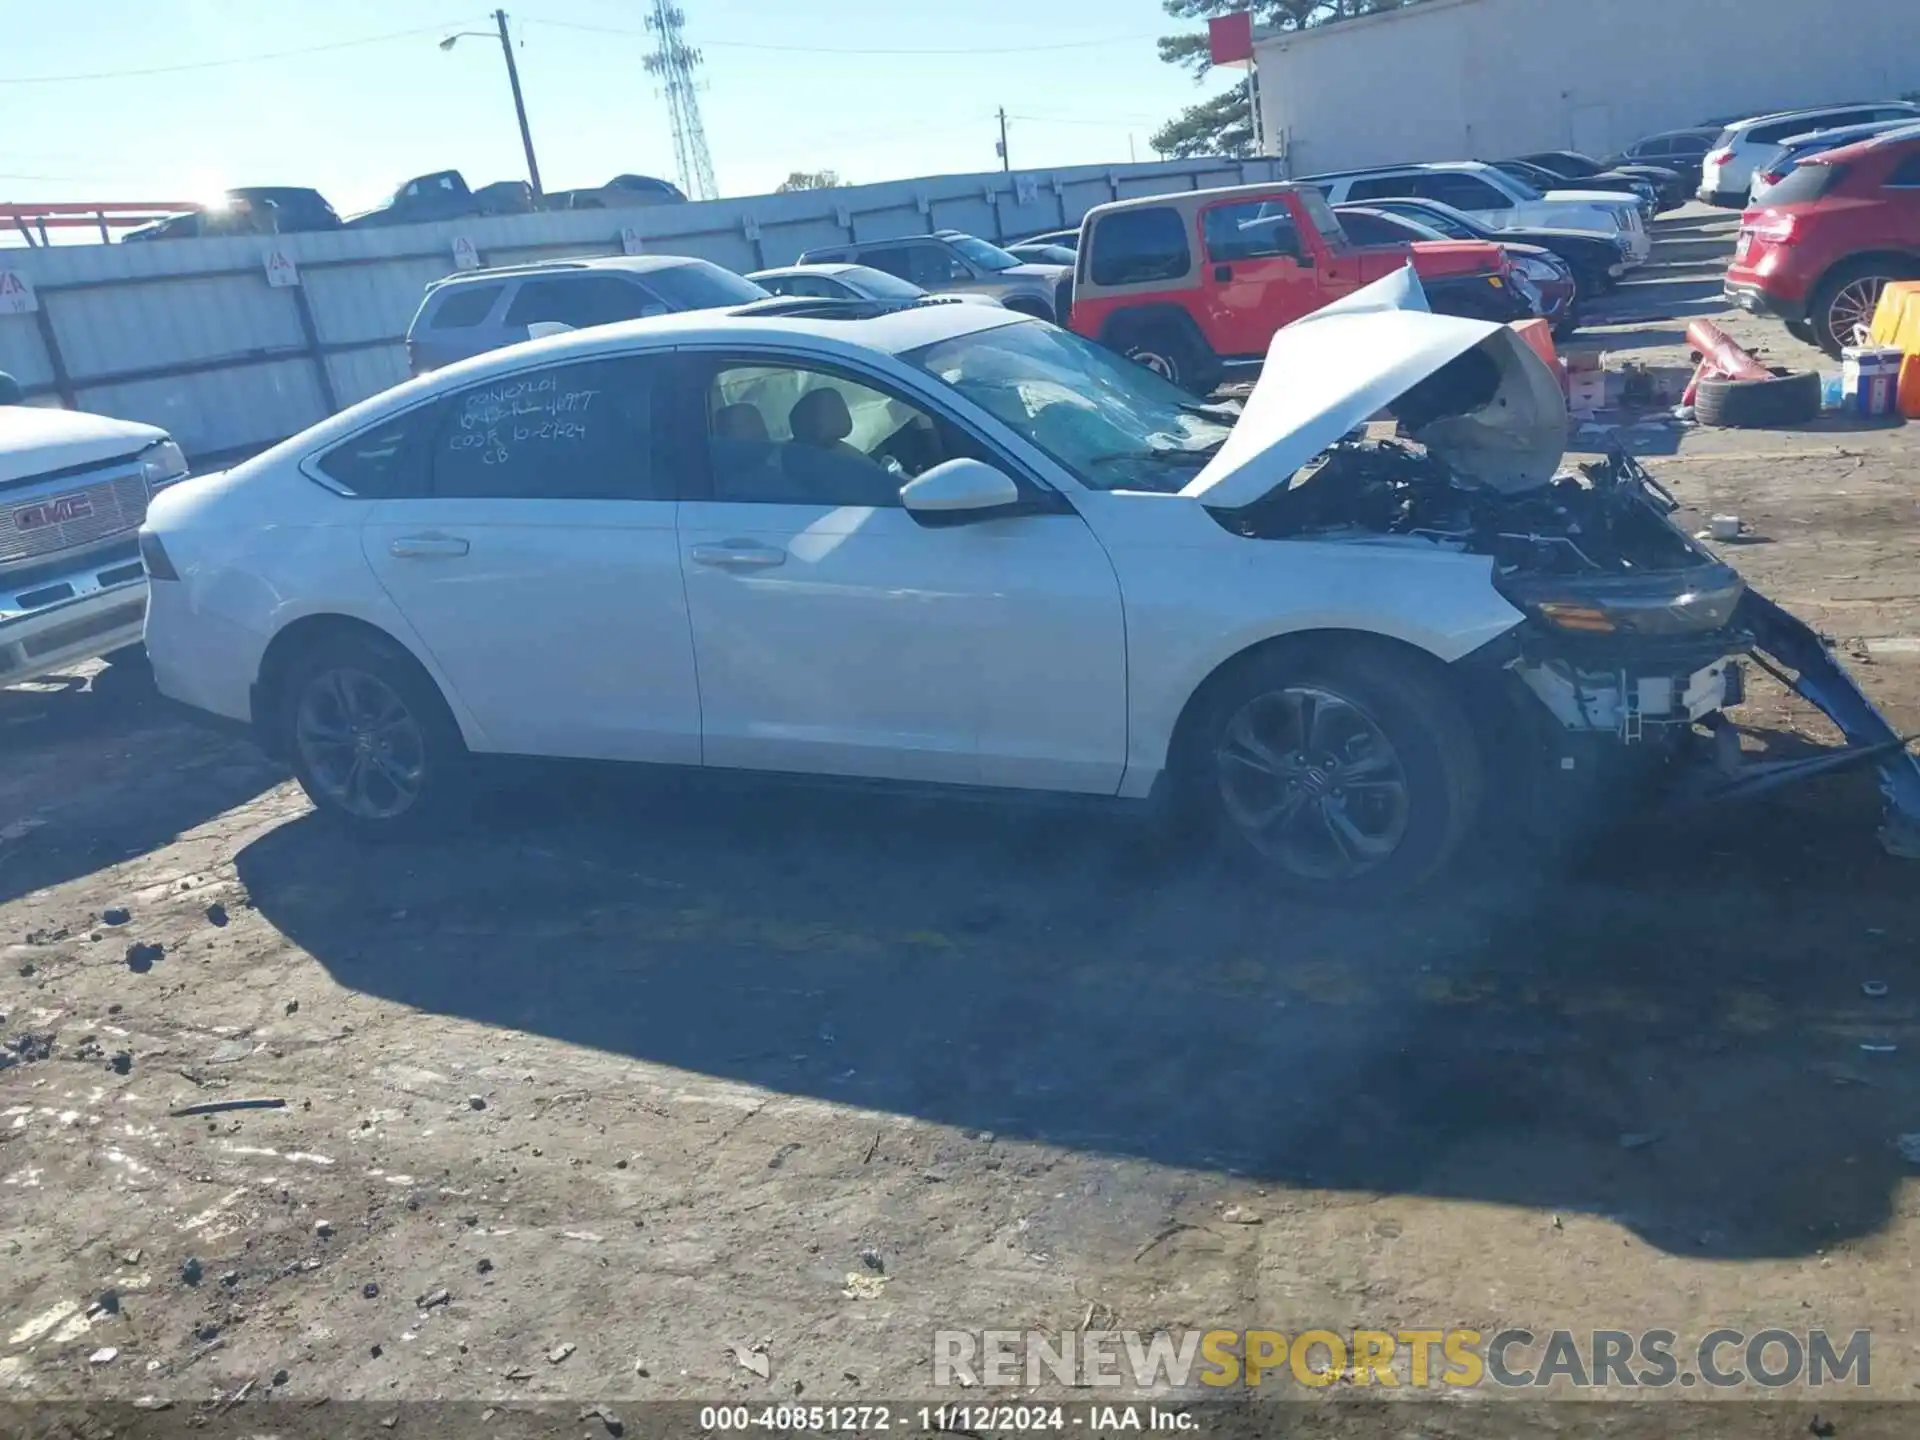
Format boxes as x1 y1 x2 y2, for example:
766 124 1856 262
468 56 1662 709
0 660 283 907
233 733 1920 1263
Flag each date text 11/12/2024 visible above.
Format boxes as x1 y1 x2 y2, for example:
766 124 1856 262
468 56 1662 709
698 1405 1194 1432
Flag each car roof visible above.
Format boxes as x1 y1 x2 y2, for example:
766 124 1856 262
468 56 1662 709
746 263 862 279
1805 122 1920 165
1780 118 1915 147
1730 101 1919 132
1086 179 1308 216
1301 160 1497 181
425 253 711 290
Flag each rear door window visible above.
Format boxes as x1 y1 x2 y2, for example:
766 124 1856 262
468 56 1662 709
854 246 913 279
1088 206 1191 285
1418 173 1512 210
504 276 663 330
1344 175 1417 201
428 284 504 329
431 355 676 501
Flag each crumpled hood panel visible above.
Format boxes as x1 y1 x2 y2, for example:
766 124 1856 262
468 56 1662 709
1179 266 1567 509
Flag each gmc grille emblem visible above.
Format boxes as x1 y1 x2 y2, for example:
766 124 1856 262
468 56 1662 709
14 493 94 531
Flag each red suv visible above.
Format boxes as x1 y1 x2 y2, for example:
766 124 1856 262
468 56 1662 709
1725 126 1920 355
1068 182 1534 394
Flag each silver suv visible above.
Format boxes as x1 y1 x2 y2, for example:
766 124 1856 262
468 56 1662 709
795 230 1072 321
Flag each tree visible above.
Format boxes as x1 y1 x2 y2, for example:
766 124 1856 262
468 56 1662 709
776 170 846 193
1152 0 1433 157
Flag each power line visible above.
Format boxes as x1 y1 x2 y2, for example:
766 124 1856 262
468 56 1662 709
525 15 1157 55
0 20 480 85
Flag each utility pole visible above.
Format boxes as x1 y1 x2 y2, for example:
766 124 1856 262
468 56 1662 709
996 108 1010 172
494 9 543 198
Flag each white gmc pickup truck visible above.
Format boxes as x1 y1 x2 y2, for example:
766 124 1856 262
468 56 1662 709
1 376 189 688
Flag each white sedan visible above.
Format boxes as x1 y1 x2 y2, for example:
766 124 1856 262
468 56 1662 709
143 277 1771 898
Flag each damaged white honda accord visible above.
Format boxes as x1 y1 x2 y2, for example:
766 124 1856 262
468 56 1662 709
141 270 1920 899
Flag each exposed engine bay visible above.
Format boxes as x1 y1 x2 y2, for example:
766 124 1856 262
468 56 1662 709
1214 437 1711 581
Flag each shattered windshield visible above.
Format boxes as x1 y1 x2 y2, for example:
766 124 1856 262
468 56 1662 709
906 320 1233 493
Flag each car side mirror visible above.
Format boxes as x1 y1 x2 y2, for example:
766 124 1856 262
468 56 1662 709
900 458 1023 526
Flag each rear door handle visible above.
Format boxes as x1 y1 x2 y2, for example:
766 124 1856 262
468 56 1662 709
690 542 786 571
389 534 470 559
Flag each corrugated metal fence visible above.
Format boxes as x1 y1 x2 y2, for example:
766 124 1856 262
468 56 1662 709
0 156 1281 464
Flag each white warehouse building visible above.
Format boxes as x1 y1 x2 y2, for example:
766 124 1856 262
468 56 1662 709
1249 0 1920 176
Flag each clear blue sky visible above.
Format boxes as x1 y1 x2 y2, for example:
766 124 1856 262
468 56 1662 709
0 0 1237 215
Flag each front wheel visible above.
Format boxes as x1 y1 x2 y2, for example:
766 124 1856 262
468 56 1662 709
279 634 467 838
1192 647 1484 901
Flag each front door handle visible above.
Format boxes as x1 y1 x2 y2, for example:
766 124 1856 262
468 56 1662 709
690 542 786 571
390 533 470 559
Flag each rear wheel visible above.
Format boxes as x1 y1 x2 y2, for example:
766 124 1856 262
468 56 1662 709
1784 318 1818 346
1117 324 1216 397
1808 259 1919 357
1189 646 1484 901
279 633 467 839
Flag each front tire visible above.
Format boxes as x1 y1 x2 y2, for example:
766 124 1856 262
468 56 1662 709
1190 646 1484 901
279 633 466 838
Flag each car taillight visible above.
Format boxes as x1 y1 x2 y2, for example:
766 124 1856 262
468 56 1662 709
1757 170 1784 186
139 529 180 582
1750 214 1800 245
1705 147 1734 167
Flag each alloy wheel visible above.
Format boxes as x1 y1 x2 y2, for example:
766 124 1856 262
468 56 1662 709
294 667 427 821
1826 276 1889 350
1214 685 1411 881
1129 348 1178 383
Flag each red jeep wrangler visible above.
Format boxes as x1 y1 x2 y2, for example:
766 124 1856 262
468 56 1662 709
1068 181 1532 393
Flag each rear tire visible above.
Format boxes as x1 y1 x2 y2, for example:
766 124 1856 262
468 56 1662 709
1784 318 1818 346
1694 366 1821 428
277 632 468 840
1808 258 1920 357
1118 324 1217 397
1186 645 1484 902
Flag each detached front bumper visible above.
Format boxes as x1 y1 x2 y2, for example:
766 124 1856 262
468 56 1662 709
1500 598 1920 858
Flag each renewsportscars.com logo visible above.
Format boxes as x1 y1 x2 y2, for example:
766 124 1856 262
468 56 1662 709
933 1328 1873 1390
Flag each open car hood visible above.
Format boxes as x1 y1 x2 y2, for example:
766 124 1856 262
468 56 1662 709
1180 267 1567 509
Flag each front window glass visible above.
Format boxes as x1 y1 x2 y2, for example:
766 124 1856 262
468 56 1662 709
1294 185 1350 251
842 265 924 299
907 320 1232 495
945 235 1022 272
1204 201 1301 261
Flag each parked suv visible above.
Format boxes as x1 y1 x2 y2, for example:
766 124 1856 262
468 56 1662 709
795 231 1072 321
1304 162 1649 263
1724 127 1920 355
1697 102 1920 206
405 256 769 373
1067 182 1530 394
1608 129 1719 193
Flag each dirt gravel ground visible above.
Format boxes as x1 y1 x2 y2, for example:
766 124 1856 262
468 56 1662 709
4 236 1920 1437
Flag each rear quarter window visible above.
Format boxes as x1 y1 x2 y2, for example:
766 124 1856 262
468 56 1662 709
1088 207 1191 286
1764 161 1849 204
427 284 504 329
314 407 436 498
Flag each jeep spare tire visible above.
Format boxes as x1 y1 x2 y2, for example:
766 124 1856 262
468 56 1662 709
1694 366 1821 429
